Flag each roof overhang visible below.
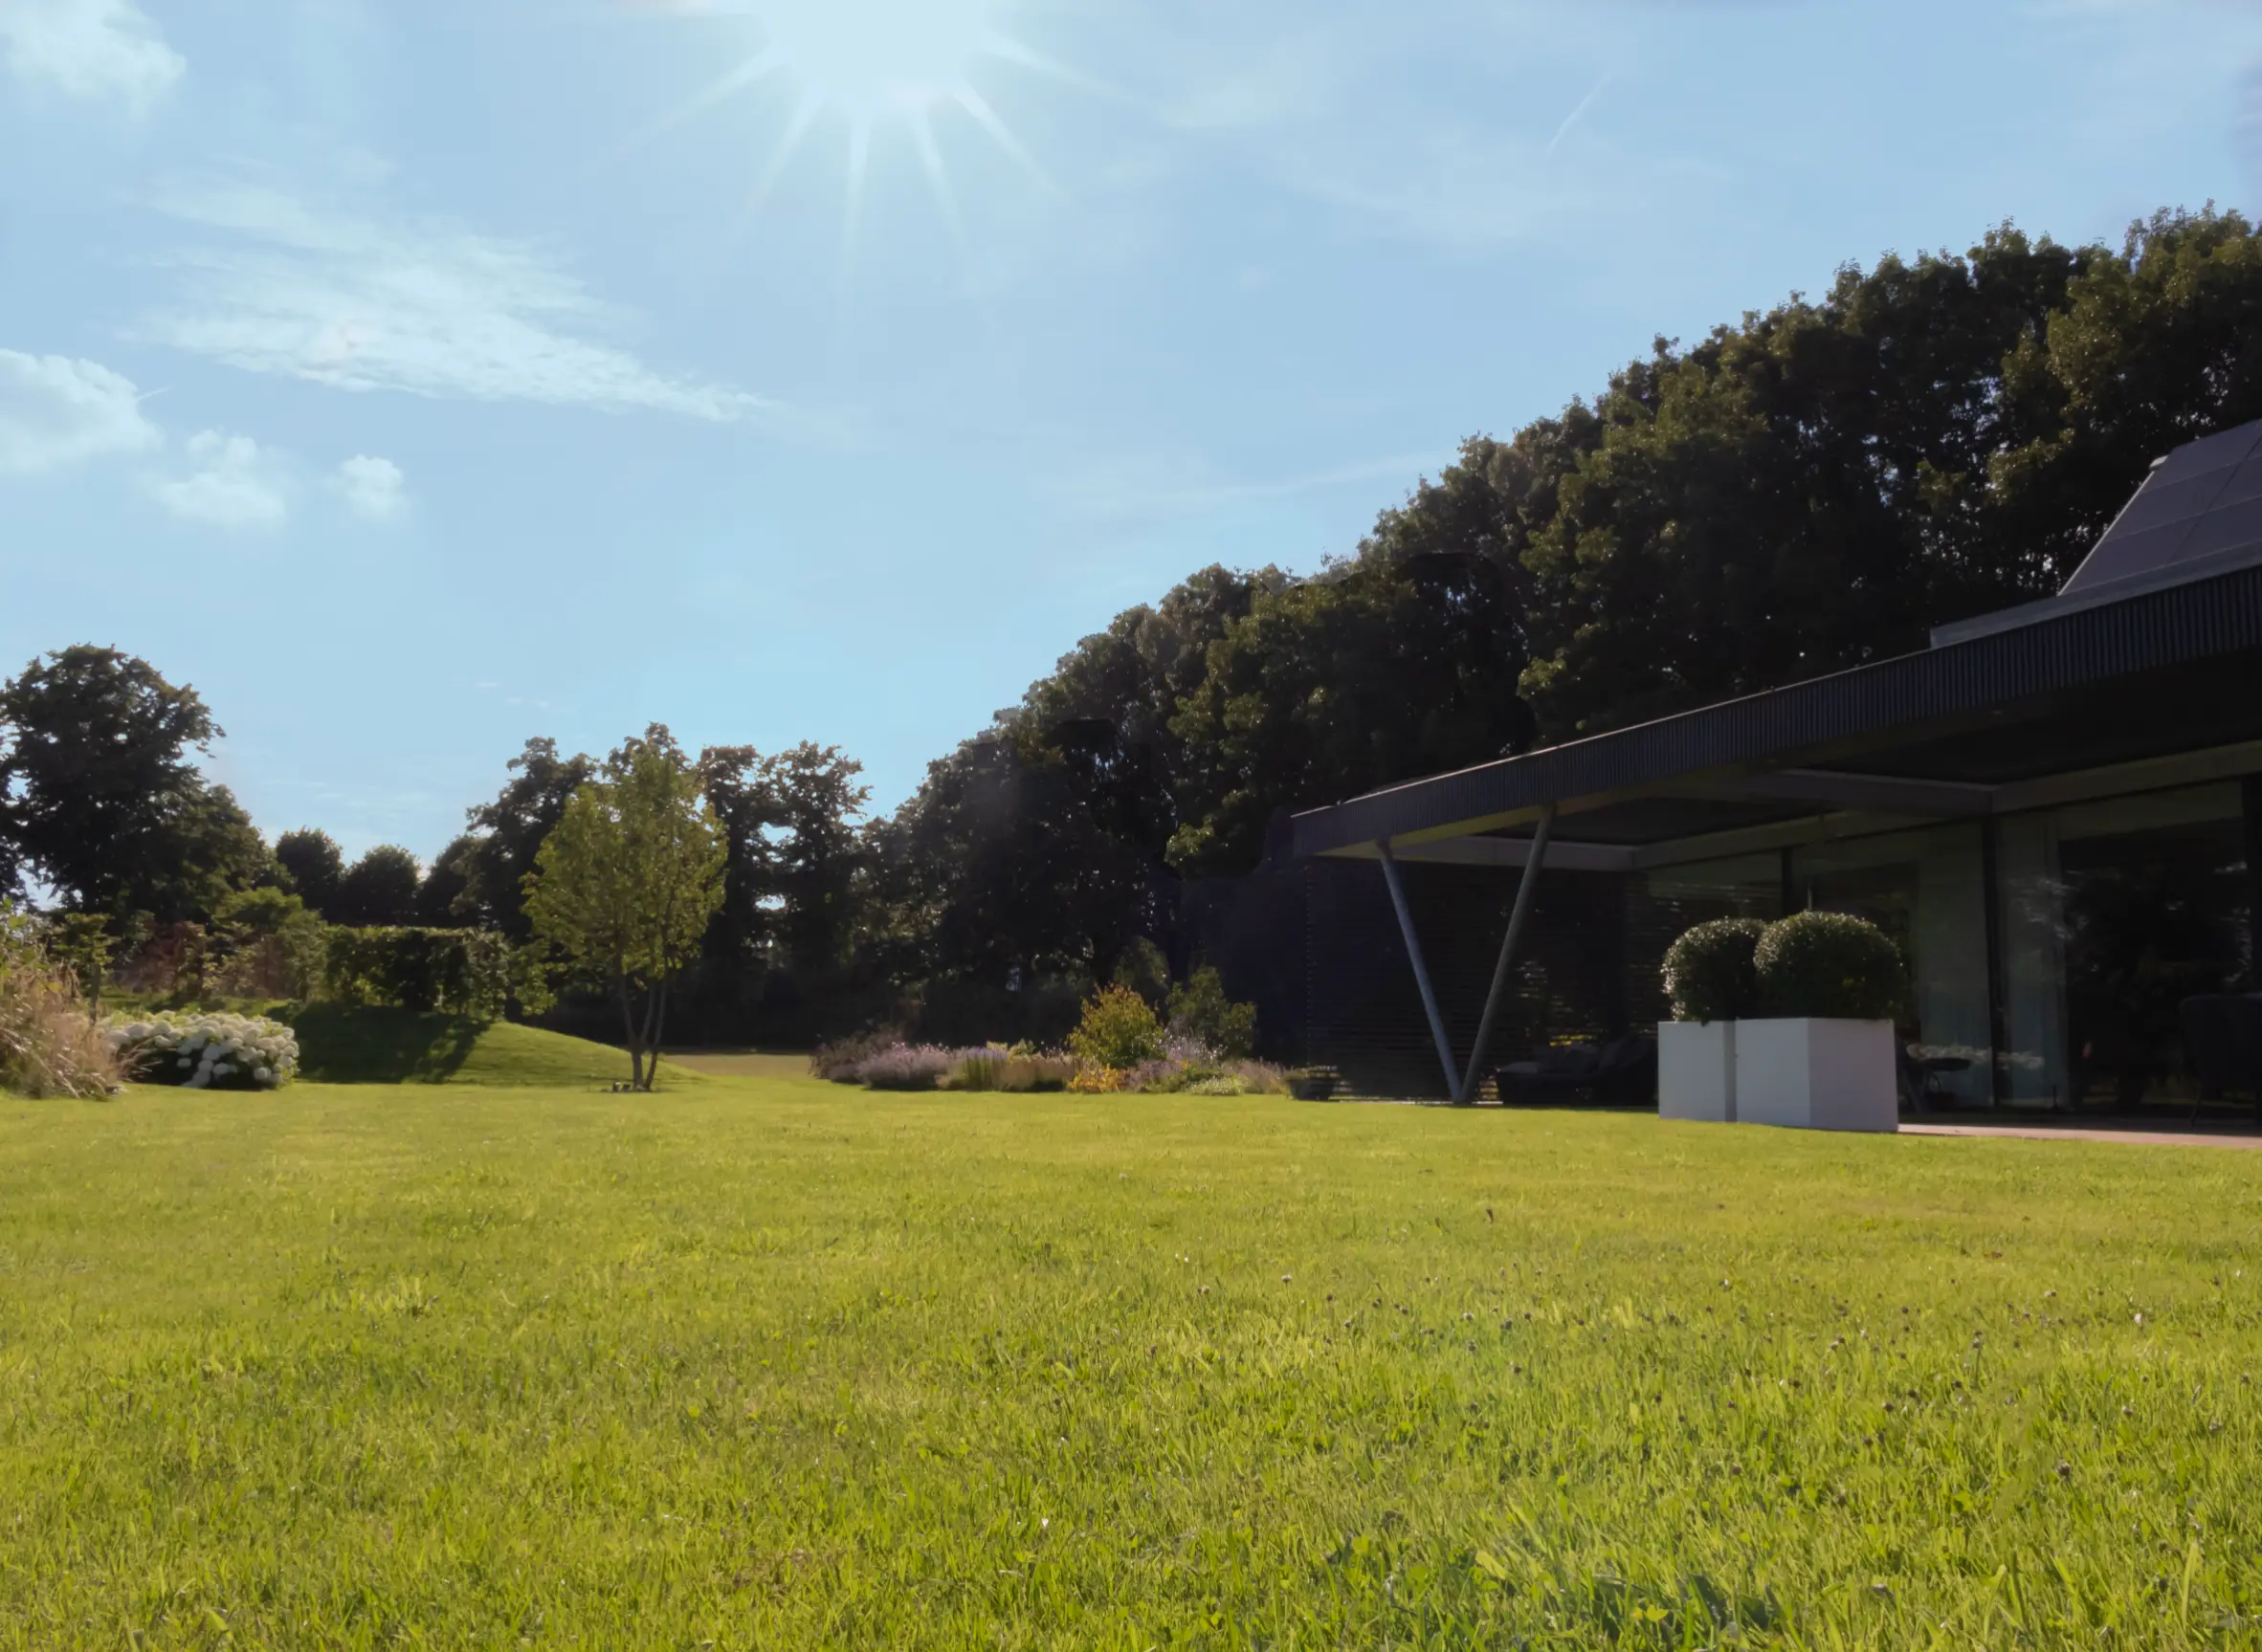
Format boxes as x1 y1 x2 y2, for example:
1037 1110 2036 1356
1290 560 2262 866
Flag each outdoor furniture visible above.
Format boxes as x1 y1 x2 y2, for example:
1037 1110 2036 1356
1494 1036 1655 1107
1590 1035 1658 1104
1916 1055 1973 1108
2181 994 2262 1124
1493 1043 1597 1104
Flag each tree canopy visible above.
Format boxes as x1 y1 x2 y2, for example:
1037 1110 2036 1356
333 846 423 929
457 738 598 940
0 647 265 924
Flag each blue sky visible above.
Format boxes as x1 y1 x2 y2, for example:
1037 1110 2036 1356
4 0 2259 861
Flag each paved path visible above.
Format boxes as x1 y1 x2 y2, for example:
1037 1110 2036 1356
1901 1122 2262 1150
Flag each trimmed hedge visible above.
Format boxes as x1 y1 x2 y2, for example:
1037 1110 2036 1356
323 928 548 1020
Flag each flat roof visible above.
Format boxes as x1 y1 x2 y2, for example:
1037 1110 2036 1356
1289 557 2262 863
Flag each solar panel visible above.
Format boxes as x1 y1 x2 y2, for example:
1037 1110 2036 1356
2062 416 2262 594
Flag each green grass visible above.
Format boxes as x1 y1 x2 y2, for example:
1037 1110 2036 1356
3 1082 2259 1649
282 1005 709 1089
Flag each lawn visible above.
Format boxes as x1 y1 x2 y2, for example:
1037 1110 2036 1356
2 1078 2258 1649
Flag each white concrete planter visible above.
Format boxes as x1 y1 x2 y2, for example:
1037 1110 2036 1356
1734 1018 1899 1133
1658 1020 1737 1122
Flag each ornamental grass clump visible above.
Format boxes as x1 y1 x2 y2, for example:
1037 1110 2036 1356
107 1012 299 1091
945 1046 1009 1090
1753 910 1907 1021
945 1049 1073 1092
0 911 122 1099
1662 917 1766 1023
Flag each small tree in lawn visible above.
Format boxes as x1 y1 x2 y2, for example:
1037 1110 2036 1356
522 727 725 1091
48 914 116 1024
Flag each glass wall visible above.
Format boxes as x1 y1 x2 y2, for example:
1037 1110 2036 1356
1790 825 1993 1105
1628 852 1785 1025
1631 781 2253 1113
1996 783 2251 1112
1642 852 1784 920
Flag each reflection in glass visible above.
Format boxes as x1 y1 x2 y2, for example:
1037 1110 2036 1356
1791 826 1991 1105
2054 786 2249 1111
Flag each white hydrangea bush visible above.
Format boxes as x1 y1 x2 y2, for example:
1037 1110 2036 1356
105 1012 299 1090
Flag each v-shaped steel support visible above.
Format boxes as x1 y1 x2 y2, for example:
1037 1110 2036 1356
1376 804 1557 1104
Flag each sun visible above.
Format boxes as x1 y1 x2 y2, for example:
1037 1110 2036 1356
753 0 998 120
644 0 1060 262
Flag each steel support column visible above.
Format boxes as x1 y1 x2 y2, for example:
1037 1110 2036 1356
1457 804 1556 1105
1376 839 1459 1101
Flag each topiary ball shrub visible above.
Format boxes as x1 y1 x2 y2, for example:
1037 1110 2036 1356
1662 918 1766 1023
1753 911 1907 1021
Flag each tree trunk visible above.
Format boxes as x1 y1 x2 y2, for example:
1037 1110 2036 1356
637 985 661 1093
616 974 645 1090
648 981 671 1091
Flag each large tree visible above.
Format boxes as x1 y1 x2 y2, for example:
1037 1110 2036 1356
1991 206 2262 581
523 727 725 1090
333 846 422 928
1163 437 1577 873
1516 226 2090 738
455 738 597 940
865 565 1275 984
0 646 264 922
870 732 1159 987
416 835 479 928
275 828 345 918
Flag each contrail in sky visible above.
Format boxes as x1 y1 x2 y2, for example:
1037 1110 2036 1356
1546 76 1609 157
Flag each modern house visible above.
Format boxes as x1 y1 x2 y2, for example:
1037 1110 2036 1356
1282 417 2262 1112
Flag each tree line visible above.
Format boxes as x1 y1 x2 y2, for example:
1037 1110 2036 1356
7 207 2262 1048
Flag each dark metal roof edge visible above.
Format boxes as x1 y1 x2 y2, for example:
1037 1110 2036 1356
1930 539 2262 648
1289 560 2262 858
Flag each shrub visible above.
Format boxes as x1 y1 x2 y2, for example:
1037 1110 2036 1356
108 1011 299 1090
1068 1064 1127 1094
0 908 122 1098
1166 966 1258 1058
1132 1055 1287 1096
1662 918 1766 1023
810 1027 903 1083
853 1045 955 1091
1753 911 1907 1021
1067 984 1165 1071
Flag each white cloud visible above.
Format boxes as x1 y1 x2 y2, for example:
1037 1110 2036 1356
336 453 407 520
150 430 289 528
0 347 162 475
139 182 773 421
0 0 184 111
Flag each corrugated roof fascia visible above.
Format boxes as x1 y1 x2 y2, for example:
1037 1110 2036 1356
1930 539 2262 647
1289 561 2262 858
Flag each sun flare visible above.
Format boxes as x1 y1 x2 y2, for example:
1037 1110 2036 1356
755 0 999 117
648 0 1061 261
